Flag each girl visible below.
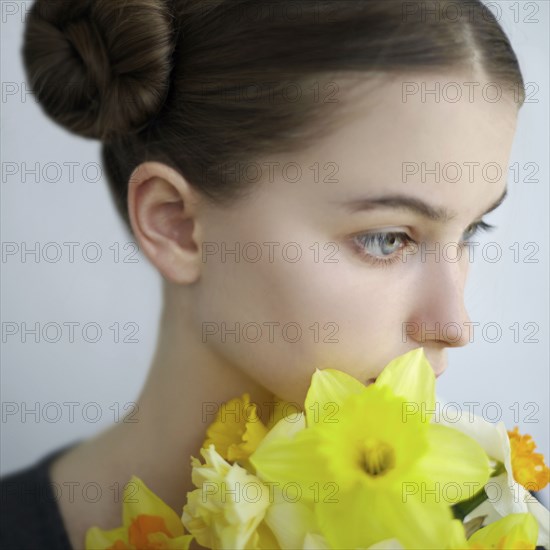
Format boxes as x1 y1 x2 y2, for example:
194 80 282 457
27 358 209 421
2 1 528 548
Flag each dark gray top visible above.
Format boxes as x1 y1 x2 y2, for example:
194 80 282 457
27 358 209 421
0 442 78 550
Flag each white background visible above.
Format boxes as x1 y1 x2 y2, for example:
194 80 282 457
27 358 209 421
1 0 549 507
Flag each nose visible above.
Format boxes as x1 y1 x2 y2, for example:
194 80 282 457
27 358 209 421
403 255 472 351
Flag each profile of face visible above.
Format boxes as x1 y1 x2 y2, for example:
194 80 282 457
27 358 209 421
130 71 519 406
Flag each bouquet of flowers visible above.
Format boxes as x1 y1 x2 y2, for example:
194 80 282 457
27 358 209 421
86 349 549 549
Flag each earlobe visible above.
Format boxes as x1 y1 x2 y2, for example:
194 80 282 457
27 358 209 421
127 162 202 285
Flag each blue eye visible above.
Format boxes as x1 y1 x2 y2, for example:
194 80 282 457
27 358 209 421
350 220 496 268
353 232 412 263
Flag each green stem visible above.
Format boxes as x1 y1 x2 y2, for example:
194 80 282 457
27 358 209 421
452 487 489 521
452 463 506 521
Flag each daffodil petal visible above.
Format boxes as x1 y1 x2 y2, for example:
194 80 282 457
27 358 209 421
445 519 470 549
375 348 435 416
467 513 539 547
252 411 306 454
367 539 405 549
315 483 453 550
434 398 508 463
85 525 128 550
250 428 332 494
122 476 184 537
147 531 194 549
265 499 318 550
412 424 491 503
303 532 331 549
255 521 281 549
305 368 366 424
488 473 528 516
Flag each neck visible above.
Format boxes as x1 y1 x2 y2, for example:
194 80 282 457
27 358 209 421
50 280 273 548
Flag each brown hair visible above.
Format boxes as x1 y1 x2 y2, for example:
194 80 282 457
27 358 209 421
23 0 524 232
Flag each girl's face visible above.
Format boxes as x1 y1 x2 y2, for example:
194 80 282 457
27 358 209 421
184 72 519 405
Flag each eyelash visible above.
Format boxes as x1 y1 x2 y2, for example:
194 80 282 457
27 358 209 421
351 221 495 267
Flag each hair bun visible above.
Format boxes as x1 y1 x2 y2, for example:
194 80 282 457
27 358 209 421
23 0 175 141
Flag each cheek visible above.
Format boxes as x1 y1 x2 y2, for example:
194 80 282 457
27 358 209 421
192 215 417 403
273 259 415 375
201 254 413 402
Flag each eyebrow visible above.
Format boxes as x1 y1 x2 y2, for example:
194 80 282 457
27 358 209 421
337 187 508 222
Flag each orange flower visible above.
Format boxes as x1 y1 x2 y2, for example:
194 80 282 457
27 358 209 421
508 427 550 492
86 476 193 550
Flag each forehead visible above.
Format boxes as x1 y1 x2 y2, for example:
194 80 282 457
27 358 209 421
253 71 518 221
319 71 517 177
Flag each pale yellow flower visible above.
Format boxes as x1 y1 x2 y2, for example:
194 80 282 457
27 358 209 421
182 444 272 549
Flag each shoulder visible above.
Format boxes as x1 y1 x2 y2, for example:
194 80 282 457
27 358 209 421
0 442 79 550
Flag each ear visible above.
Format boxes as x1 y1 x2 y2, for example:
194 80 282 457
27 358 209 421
128 161 203 284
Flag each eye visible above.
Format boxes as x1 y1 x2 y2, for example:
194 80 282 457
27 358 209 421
461 220 495 244
350 220 496 267
351 231 414 266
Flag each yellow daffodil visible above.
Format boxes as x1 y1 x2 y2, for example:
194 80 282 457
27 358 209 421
85 476 193 550
508 427 550 492
265 396 302 431
250 348 491 549
447 513 538 549
302 532 331 549
262 487 320 549
203 393 269 462
182 444 273 549
366 541 405 550
468 513 538 549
